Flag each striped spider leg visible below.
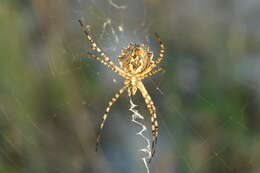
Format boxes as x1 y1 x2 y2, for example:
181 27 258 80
78 20 129 79
79 20 165 162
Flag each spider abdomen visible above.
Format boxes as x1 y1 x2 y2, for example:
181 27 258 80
118 43 154 75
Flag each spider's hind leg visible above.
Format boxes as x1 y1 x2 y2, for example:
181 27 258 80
96 85 128 151
87 52 128 78
78 20 118 67
154 32 165 65
139 66 164 79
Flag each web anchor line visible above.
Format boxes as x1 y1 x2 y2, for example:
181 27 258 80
129 97 151 173
108 0 127 9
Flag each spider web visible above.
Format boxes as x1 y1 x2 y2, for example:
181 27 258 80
1 0 260 173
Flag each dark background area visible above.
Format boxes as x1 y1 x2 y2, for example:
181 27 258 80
0 0 260 172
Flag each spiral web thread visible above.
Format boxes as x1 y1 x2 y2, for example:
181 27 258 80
129 97 151 173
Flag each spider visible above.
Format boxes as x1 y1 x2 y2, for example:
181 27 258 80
78 20 165 162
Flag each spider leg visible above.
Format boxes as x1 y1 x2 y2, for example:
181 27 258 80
139 67 164 79
138 82 158 163
154 32 165 65
78 20 119 69
87 52 129 78
96 84 128 152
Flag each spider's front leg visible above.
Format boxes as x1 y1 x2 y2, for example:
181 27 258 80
137 81 159 163
96 84 128 151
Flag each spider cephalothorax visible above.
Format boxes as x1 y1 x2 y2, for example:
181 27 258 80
79 19 165 163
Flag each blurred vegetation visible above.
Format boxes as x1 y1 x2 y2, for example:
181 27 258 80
0 0 260 173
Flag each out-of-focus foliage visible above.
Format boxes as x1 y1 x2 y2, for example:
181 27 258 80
0 0 260 173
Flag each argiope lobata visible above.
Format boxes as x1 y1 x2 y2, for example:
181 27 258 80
78 20 165 162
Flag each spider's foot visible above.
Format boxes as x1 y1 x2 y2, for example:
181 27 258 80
78 19 83 26
96 134 101 152
154 32 160 41
148 136 158 164
148 149 155 164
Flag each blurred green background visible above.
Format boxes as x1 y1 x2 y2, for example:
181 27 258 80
0 0 260 172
